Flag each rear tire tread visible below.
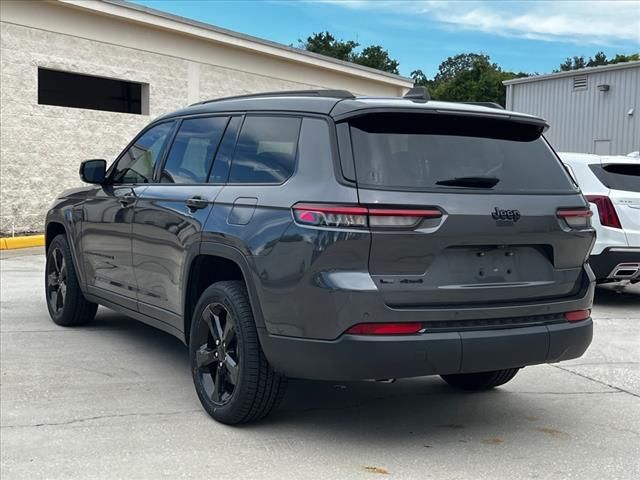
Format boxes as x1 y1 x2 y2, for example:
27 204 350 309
190 280 286 424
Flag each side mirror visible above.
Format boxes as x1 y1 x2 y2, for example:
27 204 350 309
79 159 107 184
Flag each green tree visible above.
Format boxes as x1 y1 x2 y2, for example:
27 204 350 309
557 51 639 71
433 53 493 83
299 31 358 62
428 53 526 106
300 32 400 74
353 45 400 74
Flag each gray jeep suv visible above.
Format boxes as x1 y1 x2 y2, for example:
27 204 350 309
44 89 595 424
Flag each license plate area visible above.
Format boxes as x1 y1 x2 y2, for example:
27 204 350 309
472 247 518 282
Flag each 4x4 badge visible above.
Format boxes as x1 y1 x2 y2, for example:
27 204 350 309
492 207 521 222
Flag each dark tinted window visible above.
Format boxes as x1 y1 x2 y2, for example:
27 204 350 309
210 116 243 183
38 68 146 114
160 117 228 184
348 113 575 193
111 122 173 184
590 164 640 193
229 116 301 184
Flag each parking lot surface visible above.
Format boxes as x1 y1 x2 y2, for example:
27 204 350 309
1 248 639 479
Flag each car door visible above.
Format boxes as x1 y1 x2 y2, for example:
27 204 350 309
132 115 239 327
80 121 175 309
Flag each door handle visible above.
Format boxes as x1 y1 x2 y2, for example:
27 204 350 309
186 196 208 211
119 193 136 206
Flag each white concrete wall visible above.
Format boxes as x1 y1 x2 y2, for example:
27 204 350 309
0 0 409 234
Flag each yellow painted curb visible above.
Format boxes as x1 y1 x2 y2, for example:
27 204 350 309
0 234 45 250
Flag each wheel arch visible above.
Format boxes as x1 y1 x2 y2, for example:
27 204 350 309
183 243 266 345
45 221 67 252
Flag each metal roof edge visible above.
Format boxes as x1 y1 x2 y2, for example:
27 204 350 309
58 0 413 87
503 60 640 86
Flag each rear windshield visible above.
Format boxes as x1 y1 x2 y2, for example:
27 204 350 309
589 164 640 193
348 113 576 194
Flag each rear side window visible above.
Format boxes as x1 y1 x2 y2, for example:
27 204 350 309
348 113 576 194
589 164 640 193
228 116 301 184
160 116 228 184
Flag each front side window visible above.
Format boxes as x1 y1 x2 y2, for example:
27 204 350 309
111 122 174 184
228 116 301 184
160 116 228 184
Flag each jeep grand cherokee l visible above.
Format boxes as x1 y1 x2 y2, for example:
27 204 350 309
44 89 595 424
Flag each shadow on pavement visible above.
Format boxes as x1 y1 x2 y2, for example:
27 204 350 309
87 301 613 442
593 283 640 306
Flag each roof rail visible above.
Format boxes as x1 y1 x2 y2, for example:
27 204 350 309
403 86 430 102
191 89 355 106
462 102 505 110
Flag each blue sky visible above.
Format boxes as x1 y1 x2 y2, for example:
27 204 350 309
133 0 640 78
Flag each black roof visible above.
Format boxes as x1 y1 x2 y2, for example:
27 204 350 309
155 90 548 129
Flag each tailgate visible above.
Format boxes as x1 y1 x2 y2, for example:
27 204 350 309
345 111 594 307
359 190 593 306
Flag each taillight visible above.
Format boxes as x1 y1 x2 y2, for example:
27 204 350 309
556 208 592 228
585 195 622 229
345 322 423 335
564 309 591 322
292 203 442 229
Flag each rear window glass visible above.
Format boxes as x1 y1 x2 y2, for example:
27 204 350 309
228 116 301 184
589 164 640 193
348 113 576 193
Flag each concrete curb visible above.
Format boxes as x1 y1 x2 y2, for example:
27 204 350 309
0 235 45 250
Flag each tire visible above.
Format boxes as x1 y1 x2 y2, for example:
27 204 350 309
441 368 520 391
45 234 98 326
189 280 287 425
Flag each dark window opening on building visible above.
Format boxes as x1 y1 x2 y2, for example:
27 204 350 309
38 68 148 114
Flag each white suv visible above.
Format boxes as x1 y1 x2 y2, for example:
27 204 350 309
560 152 640 283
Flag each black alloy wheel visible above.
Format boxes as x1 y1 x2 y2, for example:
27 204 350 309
189 281 287 424
46 247 67 316
44 234 97 326
193 302 240 405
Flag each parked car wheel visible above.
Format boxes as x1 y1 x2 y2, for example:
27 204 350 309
45 234 98 326
440 368 520 391
189 281 287 424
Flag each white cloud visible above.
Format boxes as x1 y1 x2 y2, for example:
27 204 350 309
311 1 640 45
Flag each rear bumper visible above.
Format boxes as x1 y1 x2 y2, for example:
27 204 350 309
589 248 640 281
260 319 593 381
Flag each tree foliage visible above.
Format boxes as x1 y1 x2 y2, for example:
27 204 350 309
300 31 358 62
421 53 528 106
558 51 640 71
300 32 400 74
299 32 638 106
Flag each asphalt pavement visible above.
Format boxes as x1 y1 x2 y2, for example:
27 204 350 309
1 247 639 479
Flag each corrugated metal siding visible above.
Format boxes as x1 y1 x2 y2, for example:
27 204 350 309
506 66 639 155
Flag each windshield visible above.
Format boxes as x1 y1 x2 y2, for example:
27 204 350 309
348 113 577 194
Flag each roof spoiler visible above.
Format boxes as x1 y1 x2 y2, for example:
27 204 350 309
403 86 430 102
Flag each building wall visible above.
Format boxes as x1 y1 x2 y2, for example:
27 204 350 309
0 1 408 235
505 65 639 156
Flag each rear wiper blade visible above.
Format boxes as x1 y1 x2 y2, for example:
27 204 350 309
435 176 500 188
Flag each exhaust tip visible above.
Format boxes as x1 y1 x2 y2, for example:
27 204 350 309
608 263 640 280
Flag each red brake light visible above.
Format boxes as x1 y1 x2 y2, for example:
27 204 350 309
345 322 423 335
564 309 591 322
292 203 442 229
585 195 622 229
556 208 592 228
